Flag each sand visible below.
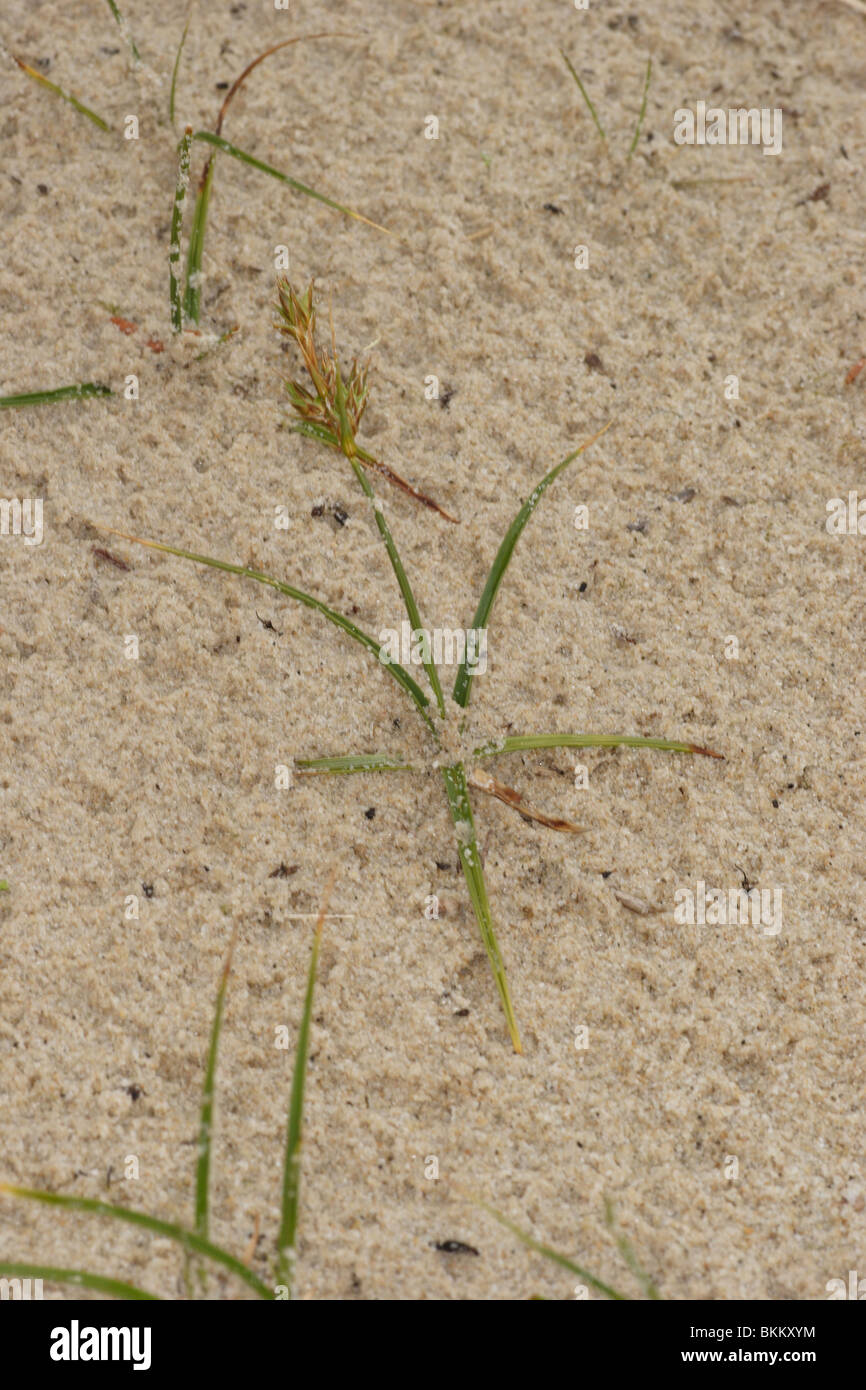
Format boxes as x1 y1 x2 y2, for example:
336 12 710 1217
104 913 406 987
0 0 864 1300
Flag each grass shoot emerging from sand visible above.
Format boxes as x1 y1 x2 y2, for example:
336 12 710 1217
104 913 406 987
96 280 721 1055
560 50 652 156
482 1198 661 1300
11 54 111 132
104 0 140 66
0 893 330 1300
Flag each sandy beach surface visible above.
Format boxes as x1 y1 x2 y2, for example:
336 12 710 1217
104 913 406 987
1 0 864 1299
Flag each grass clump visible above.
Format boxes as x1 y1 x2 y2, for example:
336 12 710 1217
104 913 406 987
0 895 331 1300
97 280 721 1055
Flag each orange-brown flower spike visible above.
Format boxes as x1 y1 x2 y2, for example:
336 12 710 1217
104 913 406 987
276 276 458 522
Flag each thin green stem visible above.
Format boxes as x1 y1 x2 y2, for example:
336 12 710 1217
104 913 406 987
560 50 606 141
473 732 723 759
453 424 610 710
345 450 446 718
0 384 111 410
170 7 193 124
195 929 236 1240
604 1198 660 1299
170 128 193 333
295 754 416 775
105 0 141 64
628 58 652 157
441 762 521 1053
95 530 435 731
13 57 110 130
183 159 215 327
191 132 390 234
479 1203 629 1300
276 910 323 1295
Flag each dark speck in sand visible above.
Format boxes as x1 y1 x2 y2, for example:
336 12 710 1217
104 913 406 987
269 862 298 878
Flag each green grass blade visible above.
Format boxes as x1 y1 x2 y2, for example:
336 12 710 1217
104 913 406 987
288 420 341 448
452 423 610 710
0 881 9 892
276 894 326 1295
169 7 193 124
474 732 723 759
628 58 652 157
604 1198 660 1299
170 128 193 333
13 57 110 131
441 762 521 1053
345 451 446 717
0 1185 273 1299
0 1261 158 1300
296 753 415 775
560 50 606 141
479 1202 629 1300
96 529 434 729
195 928 236 1241
0 383 112 410
105 0 141 64
191 131 390 234
183 159 214 327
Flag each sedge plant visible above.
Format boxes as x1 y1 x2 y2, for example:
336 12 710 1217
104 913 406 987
96 279 721 1055
0 893 330 1300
